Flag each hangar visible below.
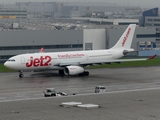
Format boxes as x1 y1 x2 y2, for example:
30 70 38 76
0 23 155 62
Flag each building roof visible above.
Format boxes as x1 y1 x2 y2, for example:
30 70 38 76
72 17 139 25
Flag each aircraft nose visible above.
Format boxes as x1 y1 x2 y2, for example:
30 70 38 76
4 61 15 69
4 61 14 69
4 61 9 68
4 57 19 70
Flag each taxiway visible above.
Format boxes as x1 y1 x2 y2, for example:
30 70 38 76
0 67 160 119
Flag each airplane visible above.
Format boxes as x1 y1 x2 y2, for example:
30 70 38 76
4 24 149 78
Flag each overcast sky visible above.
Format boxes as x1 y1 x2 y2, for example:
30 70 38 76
1 0 159 8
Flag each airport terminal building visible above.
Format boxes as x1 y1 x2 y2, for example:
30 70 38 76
0 3 158 62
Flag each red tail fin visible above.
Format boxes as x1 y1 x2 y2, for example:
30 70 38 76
148 54 157 60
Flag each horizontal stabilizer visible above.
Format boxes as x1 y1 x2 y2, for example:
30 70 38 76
148 54 157 60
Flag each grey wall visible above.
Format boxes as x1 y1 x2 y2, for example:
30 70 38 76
0 30 83 45
0 30 83 55
83 29 106 50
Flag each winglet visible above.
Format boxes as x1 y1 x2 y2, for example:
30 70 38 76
148 54 157 60
40 47 44 52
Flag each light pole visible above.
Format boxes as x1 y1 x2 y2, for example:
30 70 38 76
77 39 79 50
34 5 36 18
33 41 35 52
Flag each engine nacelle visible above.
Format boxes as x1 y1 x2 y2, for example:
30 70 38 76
64 66 84 75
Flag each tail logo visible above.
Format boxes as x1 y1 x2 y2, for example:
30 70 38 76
122 28 131 47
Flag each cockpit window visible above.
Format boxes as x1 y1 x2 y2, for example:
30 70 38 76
7 59 15 62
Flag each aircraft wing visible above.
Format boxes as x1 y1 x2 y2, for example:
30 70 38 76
54 58 148 67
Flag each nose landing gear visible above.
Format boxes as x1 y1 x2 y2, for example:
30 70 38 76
19 71 24 78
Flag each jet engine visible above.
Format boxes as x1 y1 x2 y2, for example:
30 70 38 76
64 66 84 75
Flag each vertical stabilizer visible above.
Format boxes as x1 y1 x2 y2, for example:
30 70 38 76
111 24 136 49
40 47 44 52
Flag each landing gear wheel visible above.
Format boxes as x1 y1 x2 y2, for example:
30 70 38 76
59 70 65 76
19 73 24 78
79 71 89 76
19 70 24 78
78 73 84 76
84 71 89 76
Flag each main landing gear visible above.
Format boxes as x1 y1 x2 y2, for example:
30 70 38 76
79 71 89 76
58 70 89 76
19 71 24 78
59 70 65 76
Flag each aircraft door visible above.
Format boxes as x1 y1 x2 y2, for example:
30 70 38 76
86 54 89 60
112 51 115 58
20 57 25 64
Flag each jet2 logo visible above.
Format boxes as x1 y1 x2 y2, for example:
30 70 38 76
122 28 131 47
26 56 51 67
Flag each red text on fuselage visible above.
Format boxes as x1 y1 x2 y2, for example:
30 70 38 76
26 56 51 67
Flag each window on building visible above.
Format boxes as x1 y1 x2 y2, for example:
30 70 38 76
0 55 15 59
137 34 156 38
145 23 153 26
154 19 160 21
0 44 83 51
154 24 160 26
148 19 153 21
156 33 160 37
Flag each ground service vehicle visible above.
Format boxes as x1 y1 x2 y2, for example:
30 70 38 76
95 86 106 93
43 88 56 97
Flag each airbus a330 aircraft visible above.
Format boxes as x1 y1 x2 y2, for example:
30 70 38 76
4 24 148 78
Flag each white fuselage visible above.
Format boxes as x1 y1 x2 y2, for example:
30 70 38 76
4 48 124 71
